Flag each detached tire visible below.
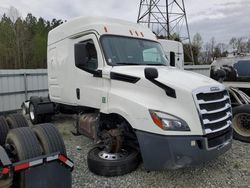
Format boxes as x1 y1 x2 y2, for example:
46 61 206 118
0 116 9 146
87 147 140 177
33 123 66 155
6 114 29 129
232 105 250 143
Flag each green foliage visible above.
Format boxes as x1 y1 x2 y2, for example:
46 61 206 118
0 12 63 69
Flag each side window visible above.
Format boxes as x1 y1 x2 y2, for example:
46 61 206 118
75 40 98 71
143 48 161 63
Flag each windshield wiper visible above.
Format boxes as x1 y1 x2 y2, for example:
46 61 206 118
144 63 166 66
115 62 141 65
114 62 166 66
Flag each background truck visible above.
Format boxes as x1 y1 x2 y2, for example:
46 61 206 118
159 40 250 143
0 114 73 188
23 16 233 176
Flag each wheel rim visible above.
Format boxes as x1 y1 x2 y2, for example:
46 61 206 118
98 149 128 160
22 105 26 116
233 113 250 137
29 104 35 121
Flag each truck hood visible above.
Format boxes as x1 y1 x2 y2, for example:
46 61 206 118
111 66 221 91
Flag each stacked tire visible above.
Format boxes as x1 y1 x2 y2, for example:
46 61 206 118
6 127 42 188
0 113 66 188
0 116 12 188
32 123 66 155
6 114 29 129
0 114 29 146
0 116 9 146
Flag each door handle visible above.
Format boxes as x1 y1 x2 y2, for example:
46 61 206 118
76 88 80 100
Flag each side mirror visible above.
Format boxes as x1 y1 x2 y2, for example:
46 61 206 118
144 68 158 80
170 52 175 67
74 43 88 68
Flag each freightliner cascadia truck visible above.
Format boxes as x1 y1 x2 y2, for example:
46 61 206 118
22 17 233 176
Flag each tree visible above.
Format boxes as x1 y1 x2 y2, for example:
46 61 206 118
192 33 203 64
0 7 64 69
229 37 247 53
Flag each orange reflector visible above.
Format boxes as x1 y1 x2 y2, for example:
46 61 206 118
135 31 139 36
1 167 10 174
150 112 163 129
14 163 29 171
129 30 133 35
104 26 108 33
140 32 144 37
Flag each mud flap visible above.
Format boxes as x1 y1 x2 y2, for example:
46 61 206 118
23 161 72 188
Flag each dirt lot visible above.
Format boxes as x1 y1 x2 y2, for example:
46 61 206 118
51 115 250 188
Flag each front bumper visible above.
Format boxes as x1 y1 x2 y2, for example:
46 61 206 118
135 127 232 170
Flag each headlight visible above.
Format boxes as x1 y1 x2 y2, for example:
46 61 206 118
149 110 190 131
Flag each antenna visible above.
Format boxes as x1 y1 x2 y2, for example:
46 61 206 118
137 0 194 63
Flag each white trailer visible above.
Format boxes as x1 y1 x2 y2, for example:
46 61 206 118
24 17 233 176
158 39 184 69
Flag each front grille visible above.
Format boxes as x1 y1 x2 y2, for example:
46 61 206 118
199 99 230 111
206 127 232 148
193 86 233 135
197 90 228 101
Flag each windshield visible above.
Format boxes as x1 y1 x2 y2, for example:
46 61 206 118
101 35 168 66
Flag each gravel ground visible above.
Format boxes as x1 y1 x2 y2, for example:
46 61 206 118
51 115 250 188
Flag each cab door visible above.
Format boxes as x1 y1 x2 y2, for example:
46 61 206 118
73 34 104 109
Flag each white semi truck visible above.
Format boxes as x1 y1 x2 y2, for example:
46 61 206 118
24 17 233 176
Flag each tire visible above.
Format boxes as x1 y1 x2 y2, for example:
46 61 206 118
87 147 140 177
33 123 66 156
6 127 42 188
29 101 43 125
6 114 29 129
232 105 250 143
0 116 9 146
21 102 27 116
0 178 13 188
6 127 42 161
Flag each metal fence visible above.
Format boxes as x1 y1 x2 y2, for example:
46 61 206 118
184 65 211 77
0 69 48 113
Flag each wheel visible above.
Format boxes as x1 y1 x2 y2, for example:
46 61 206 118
0 116 9 146
21 102 27 116
232 105 250 143
6 127 42 161
33 123 66 155
29 102 43 125
87 147 140 177
6 114 29 129
6 127 42 188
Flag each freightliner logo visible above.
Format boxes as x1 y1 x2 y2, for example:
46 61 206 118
210 87 220 92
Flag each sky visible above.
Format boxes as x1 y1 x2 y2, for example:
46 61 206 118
0 0 249 43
